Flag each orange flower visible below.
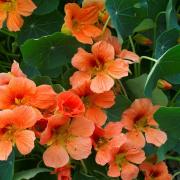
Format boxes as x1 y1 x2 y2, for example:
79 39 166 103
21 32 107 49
0 77 57 110
140 161 172 180
72 82 115 126
0 60 26 86
40 115 94 168
121 98 167 148
70 41 129 93
0 0 37 31
53 165 72 180
63 3 102 44
92 122 126 165
107 143 145 179
57 91 85 117
0 106 37 160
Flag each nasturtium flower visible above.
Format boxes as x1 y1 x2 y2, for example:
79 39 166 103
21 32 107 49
121 98 167 148
0 106 37 160
107 143 145 180
140 161 172 180
70 41 129 93
57 91 85 117
0 0 37 31
40 115 94 168
0 77 57 110
72 82 115 126
92 122 126 165
63 3 102 44
53 165 72 180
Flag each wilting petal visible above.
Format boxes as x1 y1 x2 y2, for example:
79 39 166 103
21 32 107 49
13 106 38 128
90 90 115 108
7 11 24 32
15 130 35 155
107 59 129 79
43 144 69 168
86 106 107 126
144 127 167 147
108 162 120 177
69 116 95 137
70 71 91 89
72 48 95 71
0 140 12 161
90 72 114 93
121 162 139 180
92 41 114 62
120 49 139 63
66 137 92 160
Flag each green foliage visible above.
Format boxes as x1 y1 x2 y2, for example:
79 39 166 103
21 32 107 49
20 32 84 78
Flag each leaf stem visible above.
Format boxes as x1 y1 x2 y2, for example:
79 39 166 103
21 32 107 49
168 89 180 107
80 160 88 174
0 29 16 38
119 80 128 98
102 16 111 34
172 171 180 180
166 155 180 162
140 56 157 62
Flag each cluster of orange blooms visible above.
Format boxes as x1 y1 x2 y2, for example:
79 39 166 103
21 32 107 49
0 0 173 180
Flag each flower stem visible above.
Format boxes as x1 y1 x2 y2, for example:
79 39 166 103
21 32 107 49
172 171 180 180
119 81 128 98
80 160 88 174
166 155 180 162
168 89 180 107
140 56 157 62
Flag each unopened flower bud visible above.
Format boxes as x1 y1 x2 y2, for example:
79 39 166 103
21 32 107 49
157 79 172 90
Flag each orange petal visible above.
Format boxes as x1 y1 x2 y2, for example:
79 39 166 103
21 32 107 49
96 149 111 165
126 131 145 149
72 48 95 71
104 122 123 137
73 30 93 44
89 90 115 108
109 134 127 148
13 106 38 128
126 149 145 164
70 71 91 89
108 162 120 177
11 60 26 77
144 127 167 147
0 109 13 128
30 85 57 109
85 106 107 126
66 137 92 160
0 73 12 85
90 72 114 93
121 162 139 180
92 41 114 62
82 24 102 38
0 140 12 161
69 116 95 137
107 59 129 79
43 144 69 168
15 130 35 155
0 11 7 28
120 49 140 63
7 11 24 31
16 0 37 16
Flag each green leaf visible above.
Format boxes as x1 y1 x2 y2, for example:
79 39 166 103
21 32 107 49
133 18 154 32
21 32 84 78
33 0 60 15
107 95 131 121
13 168 51 180
18 11 63 44
145 45 180 97
32 76 52 86
166 0 179 30
126 74 168 106
154 28 179 58
106 0 146 38
52 84 65 93
154 107 180 139
0 151 15 180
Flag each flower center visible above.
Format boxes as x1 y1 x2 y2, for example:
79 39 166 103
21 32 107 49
134 116 147 131
115 153 126 169
14 97 27 106
2 125 17 143
0 0 16 12
96 137 108 149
